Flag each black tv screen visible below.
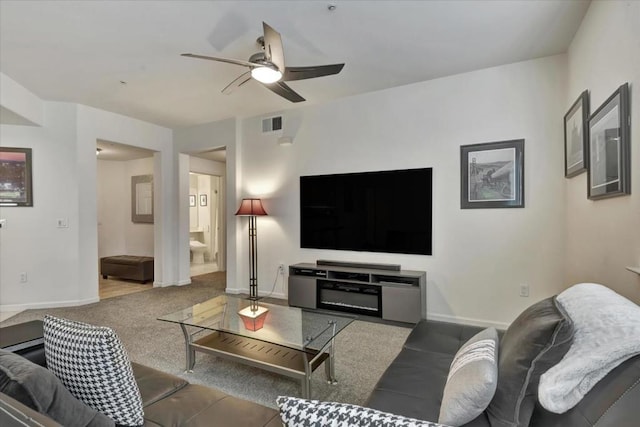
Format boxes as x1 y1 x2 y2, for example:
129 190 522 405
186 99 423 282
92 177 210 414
300 168 432 255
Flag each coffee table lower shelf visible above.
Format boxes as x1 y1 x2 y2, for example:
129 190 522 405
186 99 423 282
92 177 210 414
187 330 334 398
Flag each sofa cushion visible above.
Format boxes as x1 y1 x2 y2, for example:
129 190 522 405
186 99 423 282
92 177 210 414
131 362 188 407
404 320 486 356
0 349 113 427
43 315 144 426
366 348 453 421
143 383 279 427
277 396 448 427
486 296 574 427
439 327 498 426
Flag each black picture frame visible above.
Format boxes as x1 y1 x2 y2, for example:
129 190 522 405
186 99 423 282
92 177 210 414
199 194 207 206
460 139 525 209
0 147 33 207
587 83 631 200
564 90 589 177
189 195 196 207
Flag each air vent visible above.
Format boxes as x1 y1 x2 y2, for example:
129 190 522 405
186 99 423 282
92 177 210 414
262 116 283 133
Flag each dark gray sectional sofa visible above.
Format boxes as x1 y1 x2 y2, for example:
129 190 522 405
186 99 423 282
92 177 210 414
367 317 640 426
0 349 280 427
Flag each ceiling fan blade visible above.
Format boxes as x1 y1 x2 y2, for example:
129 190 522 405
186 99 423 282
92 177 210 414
283 63 345 81
262 81 305 103
181 53 256 68
222 71 252 95
262 22 286 72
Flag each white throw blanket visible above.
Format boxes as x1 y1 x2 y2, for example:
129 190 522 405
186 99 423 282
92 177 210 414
538 283 640 413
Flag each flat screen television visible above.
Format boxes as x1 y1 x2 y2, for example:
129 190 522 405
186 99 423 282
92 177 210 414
300 168 432 255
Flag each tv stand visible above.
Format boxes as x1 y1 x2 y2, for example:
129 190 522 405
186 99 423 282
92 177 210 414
288 262 426 324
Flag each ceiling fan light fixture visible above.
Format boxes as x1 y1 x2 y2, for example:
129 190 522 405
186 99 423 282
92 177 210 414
251 66 282 84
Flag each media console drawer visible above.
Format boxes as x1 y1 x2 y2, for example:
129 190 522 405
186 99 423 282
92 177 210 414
288 262 426 323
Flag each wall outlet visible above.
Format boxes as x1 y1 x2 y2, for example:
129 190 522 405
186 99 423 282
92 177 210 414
519 284 530 297
20 272 28 283
56 218 69 228
278 264 285 275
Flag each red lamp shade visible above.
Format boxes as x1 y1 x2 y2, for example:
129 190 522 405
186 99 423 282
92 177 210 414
235 198 268 216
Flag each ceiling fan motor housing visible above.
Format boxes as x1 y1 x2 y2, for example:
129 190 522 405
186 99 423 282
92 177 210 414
249 52 272 68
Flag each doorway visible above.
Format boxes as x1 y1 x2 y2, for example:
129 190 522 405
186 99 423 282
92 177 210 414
189 172 222 276
96 140 157 296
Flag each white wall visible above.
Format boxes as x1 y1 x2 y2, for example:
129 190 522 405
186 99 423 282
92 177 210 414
97 157 154 259
237 55 568 327
0 72 43 126
564 0 640 303
174 118 236 285
77 105 176 290
97 160 127 257
0 102 86 309
123 158 154 256
1 85 178 311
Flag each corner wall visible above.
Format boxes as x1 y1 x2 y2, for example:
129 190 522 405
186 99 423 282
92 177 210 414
238 55 568 327
1 91 178 312
564 0 640 302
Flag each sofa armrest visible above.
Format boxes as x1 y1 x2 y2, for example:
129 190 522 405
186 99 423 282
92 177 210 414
0 392 62 427
529 355 640 427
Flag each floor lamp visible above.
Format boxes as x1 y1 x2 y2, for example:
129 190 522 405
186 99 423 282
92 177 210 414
235 198 268 330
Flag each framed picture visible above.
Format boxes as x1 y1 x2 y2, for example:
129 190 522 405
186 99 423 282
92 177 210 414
588 83 631 200
564 90 589 177
131 175 153 223
0 147 33 207
200 194 207 206
460 139 525 209
189 194 196 207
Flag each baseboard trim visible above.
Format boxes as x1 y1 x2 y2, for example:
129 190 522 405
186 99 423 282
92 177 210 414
0 297 100 313
176 279 191 286
426 312 509 330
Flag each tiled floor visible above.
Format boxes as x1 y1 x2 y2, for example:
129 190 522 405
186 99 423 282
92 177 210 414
0 311 23 322
99 276 152 299
190 262 218 277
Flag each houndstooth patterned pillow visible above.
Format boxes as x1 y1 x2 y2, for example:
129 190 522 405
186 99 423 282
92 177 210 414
43 315 144 426
277 396 451 427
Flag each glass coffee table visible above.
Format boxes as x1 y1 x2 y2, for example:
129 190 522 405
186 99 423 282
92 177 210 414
158 295 355 398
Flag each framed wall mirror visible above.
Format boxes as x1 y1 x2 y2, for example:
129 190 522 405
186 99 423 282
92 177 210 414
132 174 153 223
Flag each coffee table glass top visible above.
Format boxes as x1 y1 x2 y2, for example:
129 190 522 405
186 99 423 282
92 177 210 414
158 295 355 352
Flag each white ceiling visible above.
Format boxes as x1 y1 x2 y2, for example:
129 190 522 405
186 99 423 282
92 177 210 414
0 1 590 130
96 139 226 163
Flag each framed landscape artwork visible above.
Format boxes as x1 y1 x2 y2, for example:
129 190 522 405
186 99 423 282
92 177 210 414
587 83 631 200
200 194 207 207
0 147 33 207
460 139 525 209
189 194 196 207
564 90 589 177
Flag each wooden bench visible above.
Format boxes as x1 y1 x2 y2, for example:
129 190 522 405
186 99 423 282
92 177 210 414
100 255 154 283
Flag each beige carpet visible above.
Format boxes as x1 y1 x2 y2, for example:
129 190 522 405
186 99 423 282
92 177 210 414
0 272 410 408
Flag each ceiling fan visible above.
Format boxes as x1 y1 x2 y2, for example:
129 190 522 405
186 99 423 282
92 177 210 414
182 22 344 103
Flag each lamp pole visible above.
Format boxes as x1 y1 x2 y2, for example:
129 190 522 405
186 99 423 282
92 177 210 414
235 198 268 310
248 214 258 303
